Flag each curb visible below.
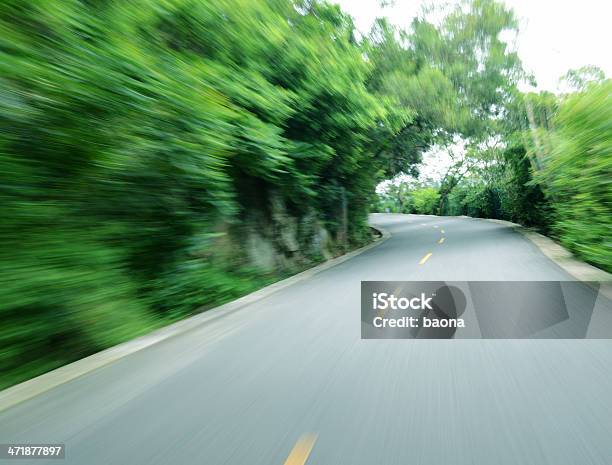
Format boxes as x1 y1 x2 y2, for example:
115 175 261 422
481 218 612 298
0 226 391 413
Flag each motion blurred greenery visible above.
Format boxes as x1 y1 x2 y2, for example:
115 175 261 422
0 0 609 389
537 81 611 270
0 0 427 389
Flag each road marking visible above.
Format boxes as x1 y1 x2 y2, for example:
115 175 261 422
441 229 445 234
284 433 318 465
393 283 405 295
419 252 432 265
433 225 439 228
377 283 405 319
438 237 445 244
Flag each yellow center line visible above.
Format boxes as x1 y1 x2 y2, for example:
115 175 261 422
419 252 433 265
377 283 406 319
283 433 318 465
392 283 405 296
438 237 445 244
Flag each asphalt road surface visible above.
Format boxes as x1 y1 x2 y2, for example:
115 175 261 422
2 214 612 464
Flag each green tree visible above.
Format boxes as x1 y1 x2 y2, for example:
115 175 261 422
560 65 606 92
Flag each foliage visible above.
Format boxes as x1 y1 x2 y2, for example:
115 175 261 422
412 188 441 215
560 66 606 92
376 183 439 215
537 81 612 271
0 0 410 388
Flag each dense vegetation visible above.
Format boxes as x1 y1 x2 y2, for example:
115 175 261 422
0 0 472 388
532 81 611 270
0 0 383 388
0 0 609 388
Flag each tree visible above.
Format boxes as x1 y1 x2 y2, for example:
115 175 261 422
560 65 606 92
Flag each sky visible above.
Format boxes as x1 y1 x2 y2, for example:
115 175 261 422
334 0 611 186
334 0 611 92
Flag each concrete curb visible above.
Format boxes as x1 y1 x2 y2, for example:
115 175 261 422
0 226 391 413
481 218 612 298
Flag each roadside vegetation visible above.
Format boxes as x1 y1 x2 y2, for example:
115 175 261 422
0 0 609 388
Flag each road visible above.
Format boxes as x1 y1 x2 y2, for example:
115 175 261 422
1 214 612 464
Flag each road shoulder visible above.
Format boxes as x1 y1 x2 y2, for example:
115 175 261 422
482 218 612 296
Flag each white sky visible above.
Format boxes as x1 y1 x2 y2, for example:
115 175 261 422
335 0 612 92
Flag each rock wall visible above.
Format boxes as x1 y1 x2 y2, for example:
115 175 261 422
241 192 335 272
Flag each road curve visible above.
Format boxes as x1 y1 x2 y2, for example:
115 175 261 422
1 214 612 464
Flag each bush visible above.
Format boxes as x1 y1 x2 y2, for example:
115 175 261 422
412 188 440 214
539 81 612 271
